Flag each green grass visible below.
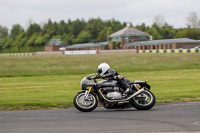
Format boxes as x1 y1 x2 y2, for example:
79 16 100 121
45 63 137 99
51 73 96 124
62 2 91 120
0 53 199 77
0 53 200 110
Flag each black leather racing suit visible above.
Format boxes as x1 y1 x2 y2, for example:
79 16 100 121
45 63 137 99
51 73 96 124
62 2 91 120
94 69 130 90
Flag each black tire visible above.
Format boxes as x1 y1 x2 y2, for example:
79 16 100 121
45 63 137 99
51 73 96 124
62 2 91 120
131 89 156 110
73 92 98 112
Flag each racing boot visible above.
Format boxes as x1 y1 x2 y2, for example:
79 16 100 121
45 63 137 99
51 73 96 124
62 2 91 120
122 87 132 98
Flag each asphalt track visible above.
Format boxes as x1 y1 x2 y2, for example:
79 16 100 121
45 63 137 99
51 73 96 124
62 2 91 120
0 102 200 133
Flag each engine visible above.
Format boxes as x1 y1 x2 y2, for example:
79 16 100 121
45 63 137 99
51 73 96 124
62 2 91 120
103 87 123 100
106 92 122 100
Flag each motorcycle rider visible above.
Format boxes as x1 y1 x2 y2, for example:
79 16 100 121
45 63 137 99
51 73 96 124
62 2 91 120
93 63 131 94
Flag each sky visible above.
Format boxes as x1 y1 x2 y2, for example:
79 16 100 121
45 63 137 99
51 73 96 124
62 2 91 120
0 0 200 30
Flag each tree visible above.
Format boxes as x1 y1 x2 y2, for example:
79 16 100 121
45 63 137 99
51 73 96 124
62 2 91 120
35 33 50 46
175 29 200 39
52 22 59 35
86 18 103 41
12 32 25 52
97 27 113 42
75 30 91 43
25 33 39 47
135 23 150 32
69 19 86 37
147 26 163 40
186 12 199 29
19 37 28 47
3 38 13 49
62 33 75 45
0 25 9 38
153 15 166 27
105 18 124 31
43 19 53 31
0 38 7 51
161 23 176 39
58 20 68 35
26 23 41 37
10 24 24 38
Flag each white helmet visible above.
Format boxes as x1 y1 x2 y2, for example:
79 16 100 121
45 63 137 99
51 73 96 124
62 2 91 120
97 63 110 76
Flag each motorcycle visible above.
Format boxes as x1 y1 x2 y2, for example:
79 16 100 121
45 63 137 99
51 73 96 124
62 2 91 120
73 73 156 112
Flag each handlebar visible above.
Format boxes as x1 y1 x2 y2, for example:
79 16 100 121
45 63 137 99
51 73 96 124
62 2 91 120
86 73 98 83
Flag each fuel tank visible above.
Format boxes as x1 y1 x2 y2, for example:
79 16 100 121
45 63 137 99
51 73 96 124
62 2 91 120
97 80 119 87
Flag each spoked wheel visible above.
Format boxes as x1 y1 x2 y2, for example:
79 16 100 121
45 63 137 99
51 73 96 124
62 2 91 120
73 92 98 112
131 89 156 110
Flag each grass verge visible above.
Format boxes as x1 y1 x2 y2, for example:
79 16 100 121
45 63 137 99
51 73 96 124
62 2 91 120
0 53 199 110
0 69 200 110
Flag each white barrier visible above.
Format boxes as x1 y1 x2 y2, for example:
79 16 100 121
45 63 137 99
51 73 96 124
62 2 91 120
64 50 97 55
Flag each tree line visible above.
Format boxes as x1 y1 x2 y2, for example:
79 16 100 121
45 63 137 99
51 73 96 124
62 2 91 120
0 17 200 53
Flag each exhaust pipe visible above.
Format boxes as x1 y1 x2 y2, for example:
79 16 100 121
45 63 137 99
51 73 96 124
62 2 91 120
126 88 144 100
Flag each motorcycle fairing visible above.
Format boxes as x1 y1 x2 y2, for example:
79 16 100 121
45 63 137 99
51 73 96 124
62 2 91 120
81 77 96 90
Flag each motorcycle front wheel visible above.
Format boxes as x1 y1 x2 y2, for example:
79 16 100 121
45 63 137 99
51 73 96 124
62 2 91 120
131 89 156 110
73 92 98 112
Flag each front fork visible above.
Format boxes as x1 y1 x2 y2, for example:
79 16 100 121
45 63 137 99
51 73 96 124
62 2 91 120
84 86 92 99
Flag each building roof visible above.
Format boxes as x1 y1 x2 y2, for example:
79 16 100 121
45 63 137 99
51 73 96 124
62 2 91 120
110 27 150 38
125 38 199 47
66 42 108 49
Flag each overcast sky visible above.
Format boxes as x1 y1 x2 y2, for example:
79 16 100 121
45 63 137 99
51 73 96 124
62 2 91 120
0 0 199 30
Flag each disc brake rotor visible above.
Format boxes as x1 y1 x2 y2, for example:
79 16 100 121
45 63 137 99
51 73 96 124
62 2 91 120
79 95 93 106
136 92 152 105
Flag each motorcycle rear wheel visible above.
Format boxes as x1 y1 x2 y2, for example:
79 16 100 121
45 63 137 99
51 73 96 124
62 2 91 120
131 89 156 110
73 92 98 112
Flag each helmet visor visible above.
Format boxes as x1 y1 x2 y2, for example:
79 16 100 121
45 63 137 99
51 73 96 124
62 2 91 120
97 68 102 75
